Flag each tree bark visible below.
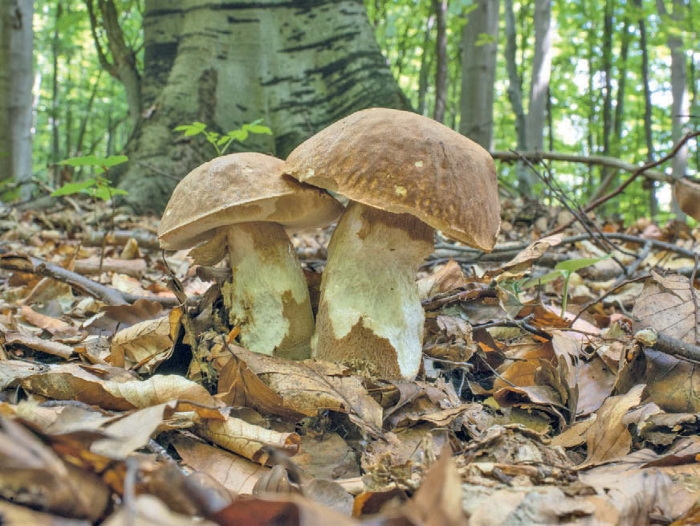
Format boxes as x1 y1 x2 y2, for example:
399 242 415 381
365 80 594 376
0 0 33 197
432 0 448 123
112 0 408 213
524 0 552 152
658 0 690 217
459 0 499 150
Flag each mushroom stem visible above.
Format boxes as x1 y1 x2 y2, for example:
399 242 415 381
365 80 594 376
313 202 435 379
222 222 314 359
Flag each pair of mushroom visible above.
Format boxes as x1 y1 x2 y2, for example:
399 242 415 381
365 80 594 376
158 108 501 380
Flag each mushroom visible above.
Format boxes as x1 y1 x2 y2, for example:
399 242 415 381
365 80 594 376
158 152 343 359
284 108 500 379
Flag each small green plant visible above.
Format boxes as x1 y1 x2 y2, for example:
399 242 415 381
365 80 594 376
51 155 128 201
174 120 272 156
512 254 612 317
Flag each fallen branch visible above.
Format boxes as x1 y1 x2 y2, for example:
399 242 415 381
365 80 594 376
0 254 179 307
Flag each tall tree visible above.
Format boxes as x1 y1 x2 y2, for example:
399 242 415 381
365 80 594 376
0 0 33 197
89 0 407 213
459 0 500 150
658 0 690 217
432 0 447 123
524 0 552 152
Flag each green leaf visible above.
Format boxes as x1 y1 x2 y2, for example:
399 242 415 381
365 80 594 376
92 186 128 201
174 122 208 137
51 180 96 197
58 155 128 169
521 270 564 289
243 123 272 135
555 254 611 273
227 129 248 142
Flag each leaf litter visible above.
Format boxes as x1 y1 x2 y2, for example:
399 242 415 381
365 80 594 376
1 200 700 524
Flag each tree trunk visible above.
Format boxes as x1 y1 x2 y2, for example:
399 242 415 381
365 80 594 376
0 0 33 197
658 0 690 217
637 0 657 215
524 0 552 152
432 0 447 123
114 1 408 213
459 0 499 150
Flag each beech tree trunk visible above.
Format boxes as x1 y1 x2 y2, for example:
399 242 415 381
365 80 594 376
658 0 690 217
524 0 552 152
459 0 499 150
432 0 448 123
0 0 33 197
112 1 407 213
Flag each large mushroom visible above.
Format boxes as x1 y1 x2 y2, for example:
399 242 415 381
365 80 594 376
284 108 500 379
158 152 343 359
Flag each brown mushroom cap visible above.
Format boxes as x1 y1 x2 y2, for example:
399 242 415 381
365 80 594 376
284 108 500 251
158 152 344 250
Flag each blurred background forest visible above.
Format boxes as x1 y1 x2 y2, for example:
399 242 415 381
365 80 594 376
1 0 698 221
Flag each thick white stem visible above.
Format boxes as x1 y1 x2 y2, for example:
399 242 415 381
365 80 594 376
313 202 434 379
222 222 314 359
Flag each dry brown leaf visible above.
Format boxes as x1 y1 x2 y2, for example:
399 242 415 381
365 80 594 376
110 310 181 371
0 417 110 522
22 363 223 418
173 435 269 494
580 384 645 468
0 359 43 390
401 446 467 526
642 349 700 413
632 271 697 343
675 178 700 221
416 259 467 299
3 330 75 359
0 499 91 525
195 416 300 464
210 493 359 526
231 346 383 432
102 494 215 526
497 234 563 275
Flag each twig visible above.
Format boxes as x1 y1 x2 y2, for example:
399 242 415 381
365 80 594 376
0 254 179 307
491 150 670 182
435 232 700 262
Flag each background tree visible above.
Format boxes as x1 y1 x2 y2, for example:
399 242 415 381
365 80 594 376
0 0 33 197
459 0 500 150
87 0 407 213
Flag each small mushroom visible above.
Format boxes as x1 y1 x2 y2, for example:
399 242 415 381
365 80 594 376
158 152 343 359
284 108 500 379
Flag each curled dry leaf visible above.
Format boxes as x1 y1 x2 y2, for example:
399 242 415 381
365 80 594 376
195 416 300 464
110 309 182 371
22 363 223 418
173 435 269 495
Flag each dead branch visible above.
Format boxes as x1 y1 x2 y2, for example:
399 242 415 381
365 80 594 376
491 150 669 182
0 254 179 307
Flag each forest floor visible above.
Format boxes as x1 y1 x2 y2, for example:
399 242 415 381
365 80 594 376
1 194 700 525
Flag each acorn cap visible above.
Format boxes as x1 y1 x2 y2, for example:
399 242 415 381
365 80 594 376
284 108 500 251
158 152 344 250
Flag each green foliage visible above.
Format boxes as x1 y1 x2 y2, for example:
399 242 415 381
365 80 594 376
519 255 612 317
174 120 272 156
51 155 128 201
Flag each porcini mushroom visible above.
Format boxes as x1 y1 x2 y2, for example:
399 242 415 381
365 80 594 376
158 152 343 359
284 108 500 379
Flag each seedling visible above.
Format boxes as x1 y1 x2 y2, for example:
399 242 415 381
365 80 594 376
51 155 128 201
174 120 272 156
520 254 612 317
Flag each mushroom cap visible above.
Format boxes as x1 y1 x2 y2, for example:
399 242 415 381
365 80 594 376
284 108 501 251
158 152 344 250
